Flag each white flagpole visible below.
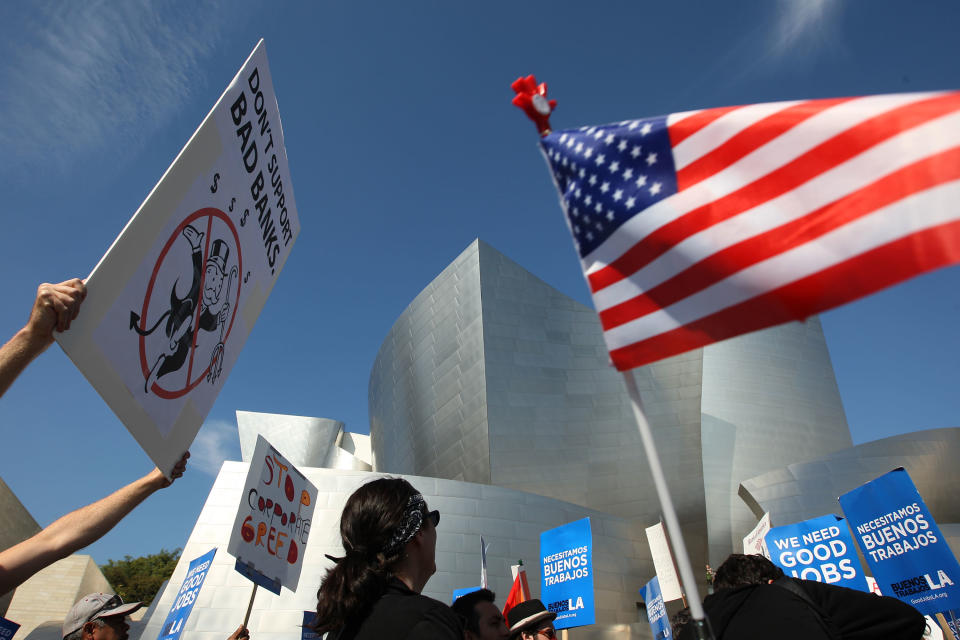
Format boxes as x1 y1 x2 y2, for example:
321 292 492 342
481 536 490 589
622 371 713 639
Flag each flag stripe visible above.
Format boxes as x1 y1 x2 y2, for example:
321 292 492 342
672 100 801 171
667 105 741 147
603 179 960 350
582 91 942 276
675 98 852 190
588 91 960 292
592 108 960 313
599 145 960 330
607 218 960 370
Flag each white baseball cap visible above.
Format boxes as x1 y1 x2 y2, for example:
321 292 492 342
62 593 143 639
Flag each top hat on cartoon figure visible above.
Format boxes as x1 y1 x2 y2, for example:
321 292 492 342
203 239 230 304
207 239 230 273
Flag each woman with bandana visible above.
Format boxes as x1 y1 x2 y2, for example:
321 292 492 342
311 478 462 640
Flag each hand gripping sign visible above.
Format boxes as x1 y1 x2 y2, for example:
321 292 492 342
228 435 317 594
56 39 300 477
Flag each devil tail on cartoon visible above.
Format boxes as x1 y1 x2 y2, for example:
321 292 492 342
129 309 170 336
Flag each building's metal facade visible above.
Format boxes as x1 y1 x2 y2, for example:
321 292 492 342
369 240 853 565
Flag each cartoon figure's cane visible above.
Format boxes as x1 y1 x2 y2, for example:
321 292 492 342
207 265 238 383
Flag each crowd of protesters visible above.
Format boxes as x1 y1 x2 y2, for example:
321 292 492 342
1 280 932 640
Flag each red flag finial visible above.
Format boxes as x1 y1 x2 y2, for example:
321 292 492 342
511 75 556 136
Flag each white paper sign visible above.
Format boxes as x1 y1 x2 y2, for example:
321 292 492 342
742 512 772 558
645 522 683 602
56 39 300 475
228 435 317 594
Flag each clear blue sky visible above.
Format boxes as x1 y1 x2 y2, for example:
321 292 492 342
0 1 958 565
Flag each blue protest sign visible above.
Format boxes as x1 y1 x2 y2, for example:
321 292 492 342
763 513 866 590
0 616 20 640
452 586 482 604
158 548 217 640
302 611 320 640
540 517 595 630
234 558 282 595
641 576 672 640
839 468 960 616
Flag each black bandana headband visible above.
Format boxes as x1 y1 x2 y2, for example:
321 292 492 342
382 493 426 555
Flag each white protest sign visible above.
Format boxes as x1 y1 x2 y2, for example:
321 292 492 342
743 512 772 558
228 435 317 594
645 522 683 602
56 40 299 475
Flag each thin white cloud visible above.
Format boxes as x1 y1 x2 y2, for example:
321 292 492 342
769 0 842 60
672 0 844 104
0 0 240 173
190 418 242 476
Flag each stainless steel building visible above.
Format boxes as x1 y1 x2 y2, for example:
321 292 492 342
369 239 853 566
132 239 873 640
739 426 960 536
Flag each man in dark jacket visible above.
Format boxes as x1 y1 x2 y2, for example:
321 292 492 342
678 554 925 639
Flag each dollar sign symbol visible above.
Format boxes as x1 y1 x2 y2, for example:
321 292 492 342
240 209 249 227
210 173 220 193
229 197 236 212
244 271 251 283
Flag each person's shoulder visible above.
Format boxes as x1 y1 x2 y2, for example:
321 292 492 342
795 578 925 638
372 588 462 640
403 594 462 640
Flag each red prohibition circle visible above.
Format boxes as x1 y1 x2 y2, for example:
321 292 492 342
137 207 243 399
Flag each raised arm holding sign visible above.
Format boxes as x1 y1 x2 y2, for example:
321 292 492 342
0 452 188 596
0 279 86 399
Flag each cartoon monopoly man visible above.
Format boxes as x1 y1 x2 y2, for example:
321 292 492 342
130 223 237 393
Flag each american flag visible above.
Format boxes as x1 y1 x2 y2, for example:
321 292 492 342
541 91 960 371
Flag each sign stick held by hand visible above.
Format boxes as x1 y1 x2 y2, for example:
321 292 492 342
242 584 258 629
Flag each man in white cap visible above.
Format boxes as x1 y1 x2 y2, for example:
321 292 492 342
62 593 143 640
505 600 557 640
62 592 251 640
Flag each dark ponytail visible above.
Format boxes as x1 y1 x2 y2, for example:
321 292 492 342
311 478 418 634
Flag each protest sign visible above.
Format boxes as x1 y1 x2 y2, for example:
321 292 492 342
641 576 672 640
302 612 320 640
228 435 317 594
56 39 300 476
540 517 595 630
645 522 682 602
839 468 960 616
451 586 482 604
157 548 217 640
764 513 866 590
0 617 20 640
743 512 771 558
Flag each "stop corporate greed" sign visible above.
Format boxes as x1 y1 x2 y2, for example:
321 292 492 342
228 435 317 594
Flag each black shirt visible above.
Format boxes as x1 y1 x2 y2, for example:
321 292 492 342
679 578 925 640
332 578 463 640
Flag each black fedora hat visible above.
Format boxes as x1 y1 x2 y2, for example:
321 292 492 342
507 599 557 635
